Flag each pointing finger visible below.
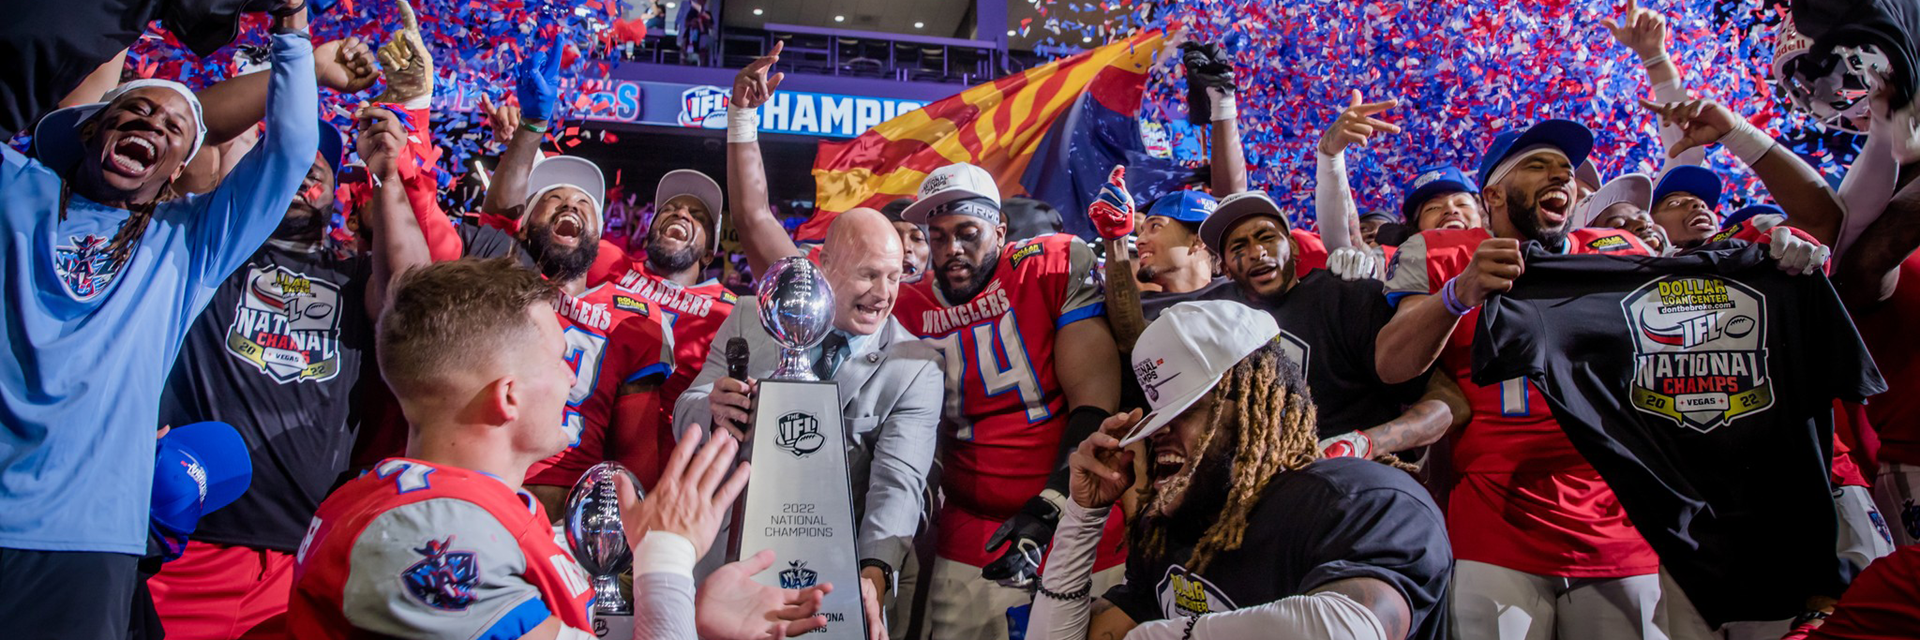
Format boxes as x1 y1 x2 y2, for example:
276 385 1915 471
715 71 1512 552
1360 115 1402 133
1351 99 1398 115
394 0 418 31
1107 165 1127 186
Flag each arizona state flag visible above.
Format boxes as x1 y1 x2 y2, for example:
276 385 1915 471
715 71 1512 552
804 30 1165 238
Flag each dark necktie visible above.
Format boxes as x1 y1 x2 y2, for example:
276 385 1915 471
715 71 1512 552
815 332 849 380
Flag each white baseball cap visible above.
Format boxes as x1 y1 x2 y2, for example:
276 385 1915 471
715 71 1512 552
655 169 725 253
1576 173 1654 228
1119 300 1282 446
903 163 1002 224
34 79 208 175
526 155 606 225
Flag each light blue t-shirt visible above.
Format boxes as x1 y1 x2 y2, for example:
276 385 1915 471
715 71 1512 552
0 32 318 554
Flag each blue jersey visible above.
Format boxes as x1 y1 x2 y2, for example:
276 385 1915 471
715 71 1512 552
0 33 317 554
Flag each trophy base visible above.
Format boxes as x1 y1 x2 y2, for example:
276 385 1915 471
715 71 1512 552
732 379 869 640
591 574 631 616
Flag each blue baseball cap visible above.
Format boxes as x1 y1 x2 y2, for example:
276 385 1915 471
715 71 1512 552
1653 165 1724 211
1722 203 1785 229
317 118 344 177
151 421 253 538
1476 119 1595 188
1147 191 1219 225
1401 165 1477 220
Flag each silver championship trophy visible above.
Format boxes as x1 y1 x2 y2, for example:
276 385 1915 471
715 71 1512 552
733 256 870 639
565 462 640 616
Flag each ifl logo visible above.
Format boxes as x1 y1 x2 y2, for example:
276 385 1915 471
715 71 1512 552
775 412 826 458
678 85 731 128
779 560 819 589
401 536 480 611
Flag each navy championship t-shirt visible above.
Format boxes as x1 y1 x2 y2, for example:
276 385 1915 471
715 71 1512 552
1241 271 1430 438
1101 458 1452 640
1473 243 1886 626
158 241 374 552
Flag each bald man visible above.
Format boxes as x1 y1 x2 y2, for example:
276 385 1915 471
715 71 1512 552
675 209 945 638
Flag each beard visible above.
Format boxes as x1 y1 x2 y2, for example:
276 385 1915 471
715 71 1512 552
936 247 1001 302
1139 438 1234 542
1136 263 1161 283
644 231 701 273
1506 184 1569 251
274 202 328 241
524 227 600 283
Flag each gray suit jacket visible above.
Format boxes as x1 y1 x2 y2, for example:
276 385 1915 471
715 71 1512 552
674 299 944 572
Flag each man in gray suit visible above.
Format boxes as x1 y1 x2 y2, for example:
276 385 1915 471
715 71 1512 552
675 209 944 638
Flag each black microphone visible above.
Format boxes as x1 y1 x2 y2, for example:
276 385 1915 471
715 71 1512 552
726 337 750 382
723 336 754 562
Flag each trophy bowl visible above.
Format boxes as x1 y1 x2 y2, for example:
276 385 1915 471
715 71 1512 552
565 462 641 615
756 256 836 380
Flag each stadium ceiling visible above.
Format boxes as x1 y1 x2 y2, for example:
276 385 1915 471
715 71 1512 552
724 0 978 40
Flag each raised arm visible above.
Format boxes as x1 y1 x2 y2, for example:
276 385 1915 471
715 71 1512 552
194 36 378 146
1605 0 1705 167
1315 91 1401 254
1646 99 1845 246
480 42 561 222
1182 42 1246 195
188 9 319 281
1837 171 1920 307
357 106 432 319
1086 166 1143 350
727 42 804 276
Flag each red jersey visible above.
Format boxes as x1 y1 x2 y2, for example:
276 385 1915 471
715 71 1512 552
289 458 595 638
1807 545 1920 640
1385 227 1660 578
526 282 675 489
615 261 738 424
1290 228 1397 276
1292 228 1329 276
1857 254 1920 466
892 233 1126 569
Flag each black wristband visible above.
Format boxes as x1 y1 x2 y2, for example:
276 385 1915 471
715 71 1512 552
858 559 894 592
1036 581 1091 601
1048 406 1113 492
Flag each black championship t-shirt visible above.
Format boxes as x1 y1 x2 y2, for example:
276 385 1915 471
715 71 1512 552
1242 271 1428 438
1473 243 1887 626
158 241 374 552
1102 458 1451 640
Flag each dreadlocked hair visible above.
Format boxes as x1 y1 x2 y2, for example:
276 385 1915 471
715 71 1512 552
1130 340 1416 573
60 180 159 272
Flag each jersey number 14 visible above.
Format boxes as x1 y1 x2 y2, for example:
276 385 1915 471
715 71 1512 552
924 313 1048 440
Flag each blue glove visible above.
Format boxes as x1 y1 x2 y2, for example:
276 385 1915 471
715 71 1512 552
516 44 562 123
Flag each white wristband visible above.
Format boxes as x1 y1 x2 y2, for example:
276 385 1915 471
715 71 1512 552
1208 87 1237 123
1719 119 1776 166
1640 52 1670 68
728 105 759 143
635 531 698 578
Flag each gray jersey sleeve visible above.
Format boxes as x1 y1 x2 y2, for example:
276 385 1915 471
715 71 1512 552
342 498 554 640
1382 233 1435 302
1061 238 1106 322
